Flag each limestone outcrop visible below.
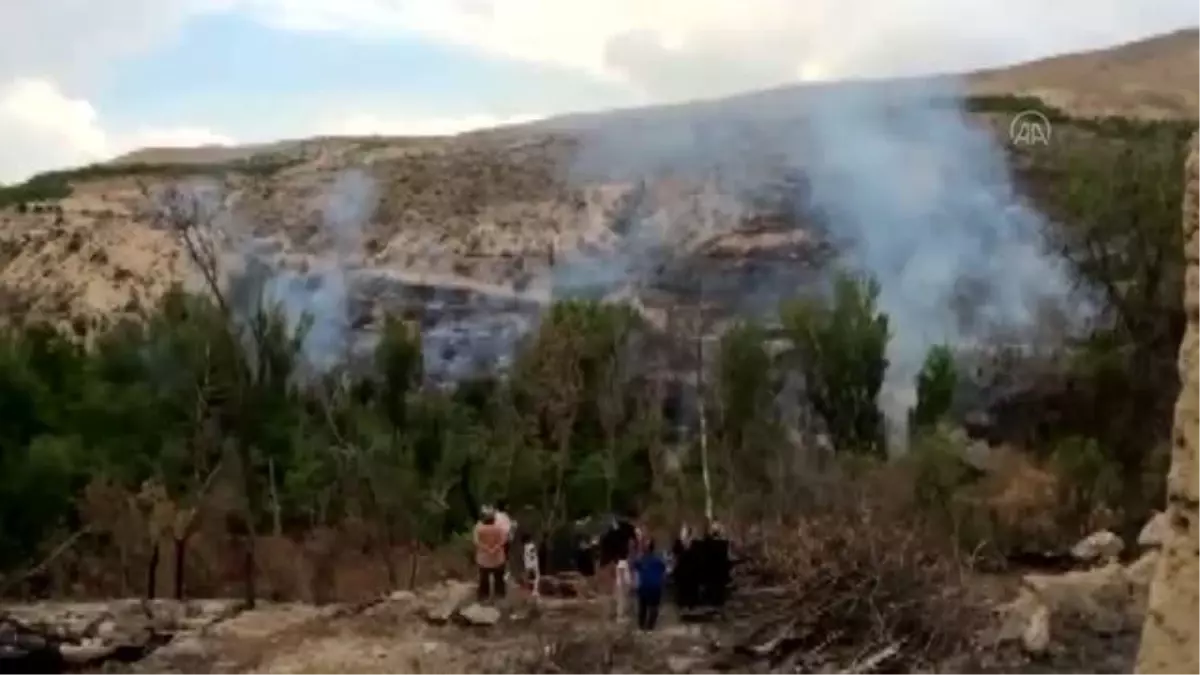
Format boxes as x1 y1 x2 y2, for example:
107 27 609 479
1135 131 1199 674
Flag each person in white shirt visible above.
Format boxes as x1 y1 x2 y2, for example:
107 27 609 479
494 499 514 581
521 532 541 597
614 557 633 621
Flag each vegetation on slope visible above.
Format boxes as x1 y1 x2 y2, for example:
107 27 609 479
0 155 299 210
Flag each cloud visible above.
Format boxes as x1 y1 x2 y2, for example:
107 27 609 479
0 0 224 89
0 0 239 182
245 0 1200 101
0 78 233 183
0 76 546 183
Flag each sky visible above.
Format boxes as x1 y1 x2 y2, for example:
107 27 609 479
0 0 1196 183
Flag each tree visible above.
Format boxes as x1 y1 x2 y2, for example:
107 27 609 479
148 183 311 608
781 272 890 457
713 321 781 505
909 344 957 438
1030 123 1190 516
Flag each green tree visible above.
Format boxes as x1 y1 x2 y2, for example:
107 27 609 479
713 320 781 504
909 344 957 437
781 272 891 457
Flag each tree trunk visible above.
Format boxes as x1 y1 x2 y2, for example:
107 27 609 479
240 447 259 609
381 528 397 589
407 543 421 590
173 536 187 600
145 541 160 599
267 458 283 537
696 332 713 523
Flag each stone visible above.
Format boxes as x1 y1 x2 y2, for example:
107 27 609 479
59 639 116 665
667 654 705 673
1000 552 1161 655
389 590 416 603
422 581 474 624
456 603 501 626
1070 530 1124 563
1137 511 1170 548
1020 605 1050 655
160 634 208 659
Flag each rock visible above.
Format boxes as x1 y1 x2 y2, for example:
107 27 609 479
1000 553 1159 655
1021 605 1050 655
1126 551 1161 588
94 619 118 640
456 603 501 626
1071 530 1124 563
59 639 117 665
1137 130 1200 675
1137 511 1170 548
389 590 416 603
159 633 208 659
422 581 475 624
667 654 705 673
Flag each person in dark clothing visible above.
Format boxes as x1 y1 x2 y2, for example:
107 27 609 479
599 516 637 566
546 524 575 575
699 521 732 610
633 539 667 631
574 523 597 577
671 523 698 612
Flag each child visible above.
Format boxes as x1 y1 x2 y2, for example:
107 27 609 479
521 532 541 598
633 539 667 631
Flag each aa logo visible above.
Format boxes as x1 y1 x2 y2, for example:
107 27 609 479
1009 110 1052 146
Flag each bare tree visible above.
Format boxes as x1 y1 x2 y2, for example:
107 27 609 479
143 178 276 608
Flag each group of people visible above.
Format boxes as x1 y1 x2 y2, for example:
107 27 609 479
472 504 736 633
670 520 734 614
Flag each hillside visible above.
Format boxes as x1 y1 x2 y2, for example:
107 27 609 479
967 28 1199 119
0 29 1195 380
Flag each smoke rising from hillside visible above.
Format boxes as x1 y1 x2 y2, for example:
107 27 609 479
799 82 1072 444
267 169 375 370
553 80 1073 447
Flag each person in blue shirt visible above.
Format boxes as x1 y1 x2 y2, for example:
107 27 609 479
633 538 667 630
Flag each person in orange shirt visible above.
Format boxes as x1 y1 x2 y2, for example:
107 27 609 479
474 508 508 602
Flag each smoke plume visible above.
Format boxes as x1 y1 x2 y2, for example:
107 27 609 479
550 79 1073 448
253 168 377 371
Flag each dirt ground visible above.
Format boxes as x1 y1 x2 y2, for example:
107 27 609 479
119 584 723 674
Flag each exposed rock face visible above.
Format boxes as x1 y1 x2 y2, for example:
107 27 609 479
1135 132 1199 674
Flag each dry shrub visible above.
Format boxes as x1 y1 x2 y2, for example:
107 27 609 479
949 446 1122 564
734 467 989 672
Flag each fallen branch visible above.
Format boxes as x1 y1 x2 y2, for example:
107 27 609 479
841 641 902 674
0 527 93 597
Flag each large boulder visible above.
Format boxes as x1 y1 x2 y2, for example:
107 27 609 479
1136 132 1200 674
998 552 1160 656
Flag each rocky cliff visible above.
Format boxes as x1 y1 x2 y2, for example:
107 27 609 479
1135 132 1199 674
